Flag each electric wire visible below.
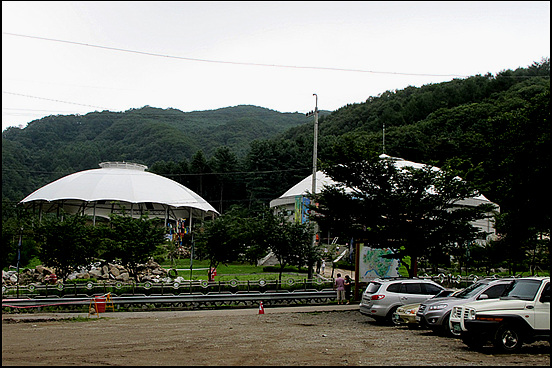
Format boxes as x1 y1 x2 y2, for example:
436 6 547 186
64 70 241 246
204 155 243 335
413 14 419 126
3 32 470 78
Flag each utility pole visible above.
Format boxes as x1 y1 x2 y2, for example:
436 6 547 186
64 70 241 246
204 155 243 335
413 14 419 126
306 94 319 194
306 94 319 281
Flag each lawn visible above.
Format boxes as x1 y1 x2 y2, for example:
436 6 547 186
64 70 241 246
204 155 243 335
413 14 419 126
161 258 310 281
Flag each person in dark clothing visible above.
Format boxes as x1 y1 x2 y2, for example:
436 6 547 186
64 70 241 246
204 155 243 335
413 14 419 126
344 275 352 304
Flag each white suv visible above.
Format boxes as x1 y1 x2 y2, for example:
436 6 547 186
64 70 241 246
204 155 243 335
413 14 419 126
449 277 550 352
359 278 445 324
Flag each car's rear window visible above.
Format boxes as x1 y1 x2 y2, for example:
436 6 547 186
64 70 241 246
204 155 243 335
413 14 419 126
365 282 382 294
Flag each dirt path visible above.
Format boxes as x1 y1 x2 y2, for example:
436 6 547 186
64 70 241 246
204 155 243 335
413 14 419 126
2 305 549 366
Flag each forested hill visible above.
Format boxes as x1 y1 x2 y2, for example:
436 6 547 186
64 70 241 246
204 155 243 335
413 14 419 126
283 60 549 206
1 105 314 201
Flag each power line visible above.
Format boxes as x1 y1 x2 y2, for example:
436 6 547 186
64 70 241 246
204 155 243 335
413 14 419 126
3 32 470 78
2 91 108 110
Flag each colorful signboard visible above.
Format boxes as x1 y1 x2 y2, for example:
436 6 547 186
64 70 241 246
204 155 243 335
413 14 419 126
358 244 400 282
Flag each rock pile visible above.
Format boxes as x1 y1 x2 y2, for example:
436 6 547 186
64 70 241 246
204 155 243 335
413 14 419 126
2 259 171 286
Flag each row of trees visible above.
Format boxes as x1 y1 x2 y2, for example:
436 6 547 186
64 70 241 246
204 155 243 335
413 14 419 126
194 206 315 283
3 154 547 280
2 212 166 281
1 206 317 283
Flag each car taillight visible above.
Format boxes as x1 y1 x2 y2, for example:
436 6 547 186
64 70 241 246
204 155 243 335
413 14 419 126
371 294 385 300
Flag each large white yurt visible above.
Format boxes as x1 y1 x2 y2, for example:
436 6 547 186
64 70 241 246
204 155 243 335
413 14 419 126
19 162 218 225
270 154 498 237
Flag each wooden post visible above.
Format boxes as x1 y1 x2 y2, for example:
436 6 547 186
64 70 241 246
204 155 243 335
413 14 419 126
354 240 360 301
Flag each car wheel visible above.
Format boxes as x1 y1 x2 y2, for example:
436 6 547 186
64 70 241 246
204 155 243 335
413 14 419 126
391 311 402 326
441 313 457 338
493 324 524 352
385 306 399 325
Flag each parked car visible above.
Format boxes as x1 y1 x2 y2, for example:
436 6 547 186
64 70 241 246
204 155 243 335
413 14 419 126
359 278 445 324
449 277 550 352
393 289 459 328
416 278 514 336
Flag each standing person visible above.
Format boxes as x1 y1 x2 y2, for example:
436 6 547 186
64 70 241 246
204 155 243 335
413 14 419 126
334 273 345 304
344 275 352 304
321 259 326 275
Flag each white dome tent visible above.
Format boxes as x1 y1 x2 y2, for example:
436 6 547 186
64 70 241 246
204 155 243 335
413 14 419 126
270 154 498 237
19 162 218 226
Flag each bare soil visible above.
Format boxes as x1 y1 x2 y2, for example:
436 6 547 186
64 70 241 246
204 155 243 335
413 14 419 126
2 305 550 366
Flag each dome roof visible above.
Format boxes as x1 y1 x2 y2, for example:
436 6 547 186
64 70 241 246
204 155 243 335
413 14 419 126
271 155 493 205
20 162 218 221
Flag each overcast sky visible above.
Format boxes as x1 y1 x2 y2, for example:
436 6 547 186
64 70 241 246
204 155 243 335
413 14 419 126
2 1 550 131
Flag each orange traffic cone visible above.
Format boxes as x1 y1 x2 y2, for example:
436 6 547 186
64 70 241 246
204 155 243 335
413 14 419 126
258 301 265 314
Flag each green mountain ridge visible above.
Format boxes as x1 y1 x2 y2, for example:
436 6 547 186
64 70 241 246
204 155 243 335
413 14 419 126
1 104 318 202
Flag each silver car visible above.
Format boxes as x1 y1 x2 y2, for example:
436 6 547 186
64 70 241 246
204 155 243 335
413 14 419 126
359 278 445 324
416 278 514 336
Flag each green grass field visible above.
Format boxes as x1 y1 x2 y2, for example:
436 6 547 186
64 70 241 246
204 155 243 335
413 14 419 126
161 258 309 281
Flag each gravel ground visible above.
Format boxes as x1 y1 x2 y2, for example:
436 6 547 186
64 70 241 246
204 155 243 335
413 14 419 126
2 305 550 366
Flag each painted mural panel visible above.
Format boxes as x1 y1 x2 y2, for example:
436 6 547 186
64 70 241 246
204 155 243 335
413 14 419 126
359 244 400 282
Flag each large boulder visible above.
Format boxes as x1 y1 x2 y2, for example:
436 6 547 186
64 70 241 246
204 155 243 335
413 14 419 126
115 272 130 282
89 269 103 279
76 272 90 279
109 265 120 277
35 265 55 276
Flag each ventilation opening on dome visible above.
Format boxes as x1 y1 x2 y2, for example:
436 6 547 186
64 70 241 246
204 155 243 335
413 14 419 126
99 162 147 171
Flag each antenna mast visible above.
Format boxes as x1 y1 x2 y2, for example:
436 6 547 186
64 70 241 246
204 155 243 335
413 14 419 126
382 121 386 154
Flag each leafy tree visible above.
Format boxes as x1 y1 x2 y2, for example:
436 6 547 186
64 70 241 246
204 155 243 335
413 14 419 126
98 213 166 279
262 211 314 283
189 150 212 199
313 156 496 277
1 200 38 269
34 213 97 281
194 210 245 273
210 146 241 213
228 206 268 266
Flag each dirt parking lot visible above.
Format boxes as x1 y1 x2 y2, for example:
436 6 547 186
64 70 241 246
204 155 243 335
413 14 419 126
2 305 550 366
